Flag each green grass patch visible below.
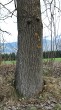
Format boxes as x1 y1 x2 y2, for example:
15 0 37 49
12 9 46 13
2 60 16 65
43 58 61 62
54 58 61 61
1 57 61 65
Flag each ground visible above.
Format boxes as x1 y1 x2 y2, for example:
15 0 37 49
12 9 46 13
0 61 61 110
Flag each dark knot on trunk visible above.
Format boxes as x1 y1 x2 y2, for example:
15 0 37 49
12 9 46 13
27 18 32 25
36 16 40 22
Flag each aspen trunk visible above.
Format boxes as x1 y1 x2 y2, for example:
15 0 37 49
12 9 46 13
15 0 43 98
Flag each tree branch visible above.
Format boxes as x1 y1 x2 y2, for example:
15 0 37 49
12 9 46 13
0 3 16 17
4 0 13 6
0 28 11 35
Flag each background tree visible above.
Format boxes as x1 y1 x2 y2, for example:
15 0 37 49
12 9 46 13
15 0 43 98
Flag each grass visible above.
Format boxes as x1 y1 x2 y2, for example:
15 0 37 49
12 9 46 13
54 58 61 61
2 60 16 65
0 57 61 65
43 58 61 62
0 61 61 109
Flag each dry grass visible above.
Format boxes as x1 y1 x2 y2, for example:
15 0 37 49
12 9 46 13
0 64 61 106
43 76 61 101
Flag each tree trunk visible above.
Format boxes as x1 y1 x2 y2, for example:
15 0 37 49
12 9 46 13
15 0 43 98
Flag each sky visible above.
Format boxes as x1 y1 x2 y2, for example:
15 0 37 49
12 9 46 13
0 0 61 43
0 0 17 43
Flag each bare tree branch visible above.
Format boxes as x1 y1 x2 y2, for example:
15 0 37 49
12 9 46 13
0 28 11 35
0 3 16 17
4 0 13 6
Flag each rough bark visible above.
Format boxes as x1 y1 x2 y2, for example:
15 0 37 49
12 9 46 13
15 0 43 98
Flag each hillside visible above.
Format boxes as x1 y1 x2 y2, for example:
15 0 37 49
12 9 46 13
1 42 17 53
1 38 61 53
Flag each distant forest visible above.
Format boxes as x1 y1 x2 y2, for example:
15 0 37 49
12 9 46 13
0 51 61 61
43 51 61 58
1 53 16 61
